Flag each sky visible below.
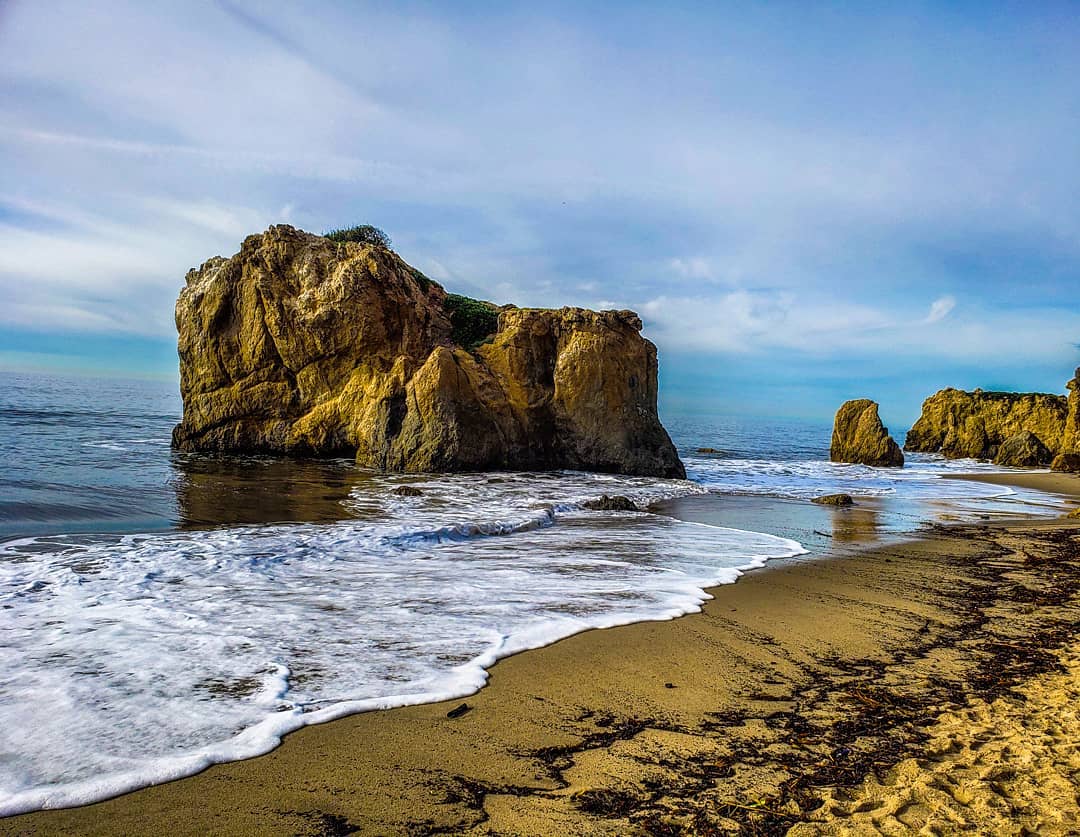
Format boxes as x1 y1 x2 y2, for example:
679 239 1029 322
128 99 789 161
1 1 1078 427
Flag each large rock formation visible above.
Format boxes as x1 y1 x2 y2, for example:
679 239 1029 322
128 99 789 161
1053 369 1080 471
829 399 904 467
905 387 1067 461
171 225 685 478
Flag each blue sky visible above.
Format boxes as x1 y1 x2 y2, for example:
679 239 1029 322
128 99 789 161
1 1 1078 427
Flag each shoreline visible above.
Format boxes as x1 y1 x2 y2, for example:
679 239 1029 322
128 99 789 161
5 472 1080 835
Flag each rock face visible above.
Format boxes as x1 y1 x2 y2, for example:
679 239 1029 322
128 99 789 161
172 225 685 478
905 387 1067 461
1054 369 1080 471
829 400 904 467
993 430 1054 467
1052 454 1080 473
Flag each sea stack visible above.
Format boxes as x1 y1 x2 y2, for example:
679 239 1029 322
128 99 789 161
171 225 685 478
830 399 904 467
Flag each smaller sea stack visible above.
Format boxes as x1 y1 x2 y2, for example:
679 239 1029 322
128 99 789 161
830 399 904 467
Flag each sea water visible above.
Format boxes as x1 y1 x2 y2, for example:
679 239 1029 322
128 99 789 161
0 373 1069 814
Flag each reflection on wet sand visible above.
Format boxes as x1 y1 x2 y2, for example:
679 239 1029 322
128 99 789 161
652 494 893 558
170 454 374 528
826 503 882 544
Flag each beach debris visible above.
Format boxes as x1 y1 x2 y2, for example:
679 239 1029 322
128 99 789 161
664 682 677 689
582 494 638 511
573 788 643 818
446 702 471 719
811 493 855 506
391 485 423 497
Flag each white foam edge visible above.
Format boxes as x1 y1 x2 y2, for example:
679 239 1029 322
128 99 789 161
0 523 806 817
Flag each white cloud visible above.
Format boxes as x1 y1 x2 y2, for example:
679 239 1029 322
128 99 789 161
636 292 1080 364
924 295 957 324
668 257 714 280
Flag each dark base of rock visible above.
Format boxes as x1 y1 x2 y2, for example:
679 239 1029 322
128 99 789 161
1051 453 1080 473
993 431 1053 467
582 495 638 512
811 494 855 506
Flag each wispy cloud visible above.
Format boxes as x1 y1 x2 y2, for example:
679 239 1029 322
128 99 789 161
924 295 957 324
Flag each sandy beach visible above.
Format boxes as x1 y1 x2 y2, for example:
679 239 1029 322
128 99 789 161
5 471 1080 836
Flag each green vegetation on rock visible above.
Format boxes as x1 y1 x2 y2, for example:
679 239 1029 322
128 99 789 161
444 293 499 349
324 224 392 248
409 267 433 292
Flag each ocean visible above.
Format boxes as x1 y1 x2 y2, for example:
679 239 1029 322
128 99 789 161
0 371 1069 815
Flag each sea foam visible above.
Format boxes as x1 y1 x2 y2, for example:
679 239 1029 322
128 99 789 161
0 470 800 815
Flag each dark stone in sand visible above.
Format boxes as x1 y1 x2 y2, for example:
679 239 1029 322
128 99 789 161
812 493 855 506
582 495 638 512
446 702 471 719
392 486 423 496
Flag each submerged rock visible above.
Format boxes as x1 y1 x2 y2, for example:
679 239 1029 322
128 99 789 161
993 430 1053 467
811 494 855 506
829 400 904 467
696 447 724 454
905 387 1067 460
172 226 685 478
391 486 423 497
581 495 638 511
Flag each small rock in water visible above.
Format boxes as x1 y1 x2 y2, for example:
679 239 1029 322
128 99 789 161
446 702 471 719
811 493 855 506
696 447 723 454
582 495 638 511
392 486 423 497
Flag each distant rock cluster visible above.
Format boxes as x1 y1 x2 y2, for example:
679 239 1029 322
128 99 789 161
830 368 1080 471
905 368 1080 471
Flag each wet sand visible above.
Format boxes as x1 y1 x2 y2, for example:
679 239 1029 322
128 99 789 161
5 472 1080 836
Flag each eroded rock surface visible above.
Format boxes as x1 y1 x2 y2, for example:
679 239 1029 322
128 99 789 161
830 399 904 467
172 226 684 477
994 430 1054 467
